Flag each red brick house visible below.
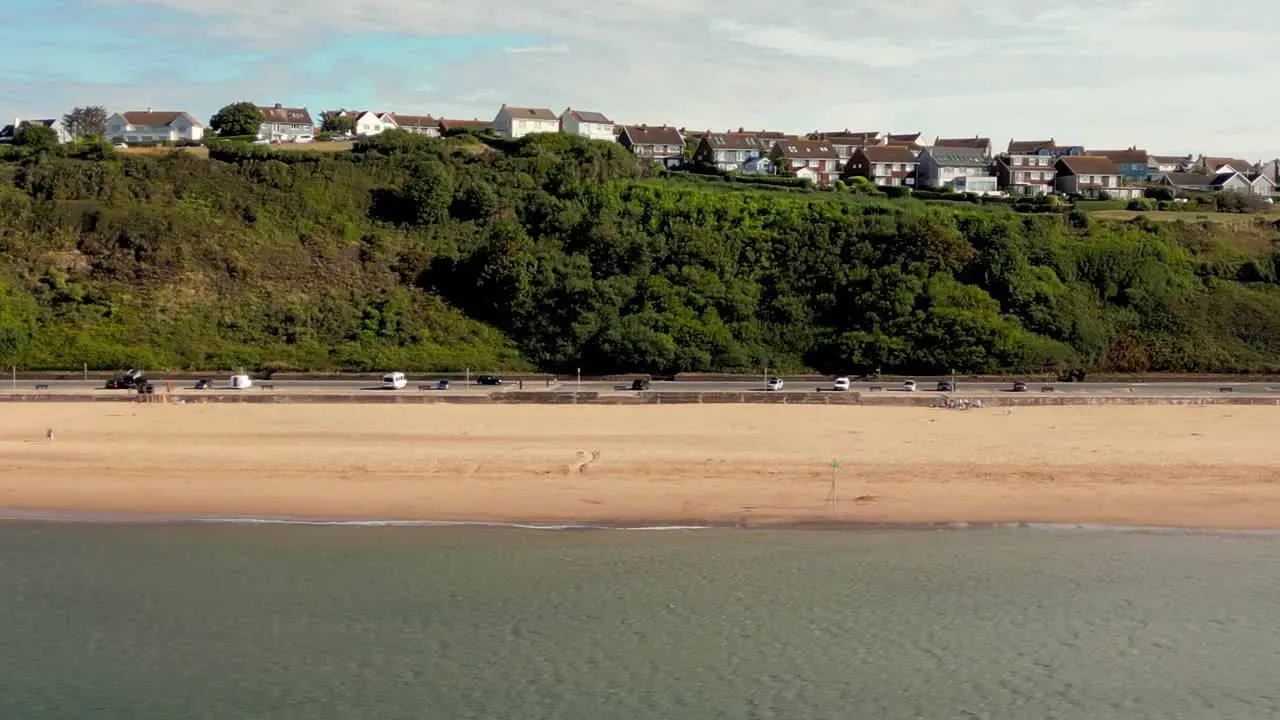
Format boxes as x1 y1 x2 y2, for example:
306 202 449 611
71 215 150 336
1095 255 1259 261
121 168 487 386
845 145 919 187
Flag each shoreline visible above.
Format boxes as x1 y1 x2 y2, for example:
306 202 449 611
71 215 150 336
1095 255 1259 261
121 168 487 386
4 403 1280 531
5 508 1280 536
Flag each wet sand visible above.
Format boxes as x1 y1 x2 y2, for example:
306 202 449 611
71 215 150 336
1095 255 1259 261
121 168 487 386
1 403 1279 529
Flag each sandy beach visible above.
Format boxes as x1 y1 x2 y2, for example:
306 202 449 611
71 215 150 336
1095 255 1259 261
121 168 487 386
2 403 1279 529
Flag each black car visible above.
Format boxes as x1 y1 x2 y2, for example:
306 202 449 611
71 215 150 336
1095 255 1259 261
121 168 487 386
105 368 145 389
1012 380 1029 392
936 380 954 392
476 375 503 386
436 379 451 390
194 379 212 390
631 378 652 391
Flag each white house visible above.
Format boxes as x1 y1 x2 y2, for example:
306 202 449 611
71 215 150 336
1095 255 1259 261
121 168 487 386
356 111 396 136
916 146 997 192
559 108 615 141
257 104 314 142
0 117 71 144
494 105 558 139
106 111 204 144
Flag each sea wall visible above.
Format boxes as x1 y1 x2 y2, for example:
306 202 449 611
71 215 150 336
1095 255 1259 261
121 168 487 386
3 391 1280 406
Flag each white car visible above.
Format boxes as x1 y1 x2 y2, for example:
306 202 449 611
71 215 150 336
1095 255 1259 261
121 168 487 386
229 374 253 389
766 377 784 391
903 380 917 392
382 372 407 390
833 377 851 391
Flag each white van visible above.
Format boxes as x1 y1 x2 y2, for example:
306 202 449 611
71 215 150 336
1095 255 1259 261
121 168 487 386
229 374 253 389
382 372 407 390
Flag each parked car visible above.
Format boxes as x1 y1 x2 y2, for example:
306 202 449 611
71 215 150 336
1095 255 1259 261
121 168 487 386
832 377 851 391
382 372 407 390
766 377 784 391
936 380 953 392
1013 380 1028 392
476 375 503 386
194 379 212 390
436 379 451 390
903 380 917 392
631 378 651 391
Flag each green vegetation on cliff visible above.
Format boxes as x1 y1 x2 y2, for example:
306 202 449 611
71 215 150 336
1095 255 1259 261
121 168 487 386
2 132 1280 374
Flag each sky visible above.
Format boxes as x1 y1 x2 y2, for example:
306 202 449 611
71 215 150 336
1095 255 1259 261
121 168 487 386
3 0 1278 158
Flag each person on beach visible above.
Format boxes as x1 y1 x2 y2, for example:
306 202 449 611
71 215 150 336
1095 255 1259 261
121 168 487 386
47 428 54 443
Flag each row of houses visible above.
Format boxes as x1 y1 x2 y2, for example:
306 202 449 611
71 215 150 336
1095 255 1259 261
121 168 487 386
5 103 1276 198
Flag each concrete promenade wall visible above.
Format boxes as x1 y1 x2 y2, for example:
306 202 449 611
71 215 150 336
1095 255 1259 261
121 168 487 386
3 391 1280 406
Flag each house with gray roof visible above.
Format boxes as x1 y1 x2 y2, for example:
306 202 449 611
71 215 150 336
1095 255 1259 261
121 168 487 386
917 146 997 193
618 124 684 167
559 108 615 141
692 132 778 174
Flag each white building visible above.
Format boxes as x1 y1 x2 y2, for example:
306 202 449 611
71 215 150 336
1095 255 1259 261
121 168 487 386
493 105 558 139
257 104 314 142
106 111 204 144
0 117 71 144
559 108 615 141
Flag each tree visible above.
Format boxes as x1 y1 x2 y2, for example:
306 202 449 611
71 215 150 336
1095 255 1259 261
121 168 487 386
62 106 108 140
321 113 355 135
210 102 265 137
13 123 59 150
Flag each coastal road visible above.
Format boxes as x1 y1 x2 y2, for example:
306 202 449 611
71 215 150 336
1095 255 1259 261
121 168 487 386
8 378 1280 396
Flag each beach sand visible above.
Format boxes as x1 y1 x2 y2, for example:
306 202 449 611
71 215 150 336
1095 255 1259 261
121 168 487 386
2 403 1279 529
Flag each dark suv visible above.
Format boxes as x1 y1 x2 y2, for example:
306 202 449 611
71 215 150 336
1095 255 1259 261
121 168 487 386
105 368 144 389
476 375 503 386
631 378 651 391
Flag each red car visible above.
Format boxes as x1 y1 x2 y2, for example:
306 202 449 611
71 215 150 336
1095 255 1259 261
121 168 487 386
1012 380 1028 392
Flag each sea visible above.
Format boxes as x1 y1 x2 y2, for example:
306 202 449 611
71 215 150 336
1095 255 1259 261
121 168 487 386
2 521 1279 719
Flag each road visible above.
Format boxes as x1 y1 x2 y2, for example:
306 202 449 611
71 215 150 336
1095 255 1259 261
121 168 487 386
8 378 1280 396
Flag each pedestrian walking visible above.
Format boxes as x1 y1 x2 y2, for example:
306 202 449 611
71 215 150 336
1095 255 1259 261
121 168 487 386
46 428 54 443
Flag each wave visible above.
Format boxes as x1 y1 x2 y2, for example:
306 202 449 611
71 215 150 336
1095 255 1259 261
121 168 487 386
3 509 1280 536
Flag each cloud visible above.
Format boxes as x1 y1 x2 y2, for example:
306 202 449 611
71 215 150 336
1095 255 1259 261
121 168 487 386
2 0 1279 157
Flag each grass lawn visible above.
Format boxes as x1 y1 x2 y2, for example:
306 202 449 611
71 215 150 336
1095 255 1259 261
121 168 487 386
1091 209 1280 226
121 140 356 160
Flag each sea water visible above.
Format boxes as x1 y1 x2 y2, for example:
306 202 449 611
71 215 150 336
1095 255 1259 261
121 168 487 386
2 523 1278 719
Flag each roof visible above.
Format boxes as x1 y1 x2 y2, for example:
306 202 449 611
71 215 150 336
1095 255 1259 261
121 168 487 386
621 124 683 146
122 111 202 127
563 108 613 124
772 140 838 159
1008 139 1058 154
1150 154 1191 165
499 105 557 121
924 146 990 167
1161 172 1215 187
1211 171 1247 187
1088 149 1149 165
934 137 990 150
259 105 313 126
859 145 920 164
391 114 437 128
703 132 775 151
887 132 921 142
1056 156 1120 176
1202 156 1253 173
439 118 493 131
